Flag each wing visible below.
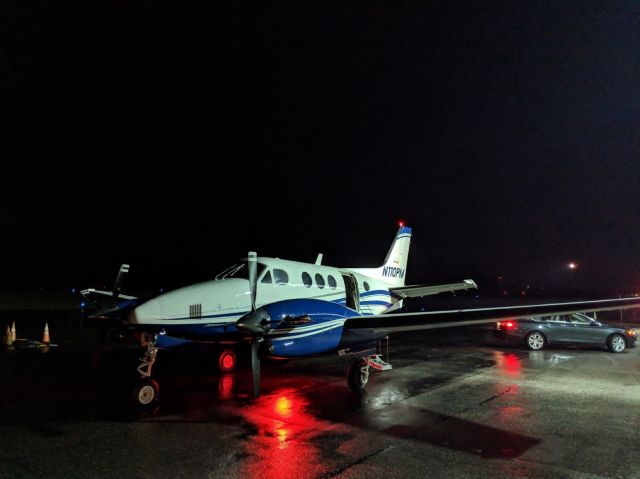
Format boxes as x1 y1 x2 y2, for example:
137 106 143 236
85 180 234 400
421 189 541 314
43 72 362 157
80 264 138 319
80 289 139 319
390 279 477 298
80 288 138 308
83 297 140 319
344 296 640 333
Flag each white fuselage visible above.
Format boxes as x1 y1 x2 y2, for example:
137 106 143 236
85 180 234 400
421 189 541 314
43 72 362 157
128 257 400 327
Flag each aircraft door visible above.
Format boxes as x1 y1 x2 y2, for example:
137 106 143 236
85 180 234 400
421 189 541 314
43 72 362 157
341 273 360 312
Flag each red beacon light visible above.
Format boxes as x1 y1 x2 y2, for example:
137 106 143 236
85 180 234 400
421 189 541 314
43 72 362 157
398 220 405 228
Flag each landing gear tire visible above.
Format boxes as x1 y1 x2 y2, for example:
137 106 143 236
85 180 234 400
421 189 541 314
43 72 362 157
218 348 237 373
347 359 369 392
525 331 546 351
608 334 626 353
132 378 160 408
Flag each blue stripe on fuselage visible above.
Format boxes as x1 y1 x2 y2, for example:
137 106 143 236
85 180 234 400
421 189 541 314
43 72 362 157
133 322 243 341
360 300 392 307
360 289 390 298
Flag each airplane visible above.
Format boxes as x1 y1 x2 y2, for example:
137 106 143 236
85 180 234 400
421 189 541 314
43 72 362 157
81 224 640 408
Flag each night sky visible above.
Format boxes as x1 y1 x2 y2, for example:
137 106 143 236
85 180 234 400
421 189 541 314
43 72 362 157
2 2 639 297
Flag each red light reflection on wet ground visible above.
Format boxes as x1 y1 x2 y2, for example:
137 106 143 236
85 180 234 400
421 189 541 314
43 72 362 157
274 395 292 419
218 374 235 400
499 404 524 419
237 388 331 479
493 351 523 378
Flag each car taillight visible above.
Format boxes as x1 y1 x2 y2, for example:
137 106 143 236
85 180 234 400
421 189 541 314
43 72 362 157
504 320 516 330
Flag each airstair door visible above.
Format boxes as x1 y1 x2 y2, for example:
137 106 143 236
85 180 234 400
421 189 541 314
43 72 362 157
341 272 360 312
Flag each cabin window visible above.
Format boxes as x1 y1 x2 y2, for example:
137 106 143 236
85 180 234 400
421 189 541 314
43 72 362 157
273 269 289 285
315 274 325 289
301 272 312 288
327 275 337 289
261 270 272 284
363 281 370 291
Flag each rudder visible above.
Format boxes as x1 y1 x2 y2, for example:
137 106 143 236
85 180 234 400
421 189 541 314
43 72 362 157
347 226 412 287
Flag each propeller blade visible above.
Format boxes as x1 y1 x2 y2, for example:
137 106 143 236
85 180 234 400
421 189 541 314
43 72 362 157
241 253 263 399
251 339 261 397
248 251 258 312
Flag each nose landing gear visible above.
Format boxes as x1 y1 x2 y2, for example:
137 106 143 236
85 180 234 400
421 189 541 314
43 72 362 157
132 334 160 408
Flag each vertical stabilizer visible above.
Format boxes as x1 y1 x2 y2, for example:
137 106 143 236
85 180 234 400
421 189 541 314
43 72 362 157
347 226 412 287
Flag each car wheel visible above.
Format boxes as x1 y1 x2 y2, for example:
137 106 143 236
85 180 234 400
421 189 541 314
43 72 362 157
525 331 546 351
608 334 626 353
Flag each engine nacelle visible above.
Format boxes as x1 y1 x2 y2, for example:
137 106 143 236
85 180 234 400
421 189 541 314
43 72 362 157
262 299 360 357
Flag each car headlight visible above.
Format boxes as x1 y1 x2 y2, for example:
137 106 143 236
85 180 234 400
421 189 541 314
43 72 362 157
626 329 637 336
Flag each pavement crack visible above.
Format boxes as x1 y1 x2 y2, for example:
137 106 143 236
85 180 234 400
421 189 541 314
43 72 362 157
416 384 516 431
321 445 393 478
478 385 515 405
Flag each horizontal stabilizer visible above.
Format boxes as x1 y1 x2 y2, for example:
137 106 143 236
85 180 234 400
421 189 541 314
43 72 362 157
390 279 478 298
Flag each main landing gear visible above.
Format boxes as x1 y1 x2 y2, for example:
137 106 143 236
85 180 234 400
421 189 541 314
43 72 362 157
132 334 160 408
347 354 393 391
345 337 393 392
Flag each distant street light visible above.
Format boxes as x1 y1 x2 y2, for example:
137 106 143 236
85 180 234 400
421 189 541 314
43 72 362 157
568 262 578 270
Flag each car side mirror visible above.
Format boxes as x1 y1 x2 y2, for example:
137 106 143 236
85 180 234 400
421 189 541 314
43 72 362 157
591 321 601 327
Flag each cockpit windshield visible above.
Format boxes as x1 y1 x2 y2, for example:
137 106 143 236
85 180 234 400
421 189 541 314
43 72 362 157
215 262 266 280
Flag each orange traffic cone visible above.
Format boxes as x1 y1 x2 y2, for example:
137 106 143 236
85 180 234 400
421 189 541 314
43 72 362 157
10 322 16 343
42 323 50 344
4 324 12 346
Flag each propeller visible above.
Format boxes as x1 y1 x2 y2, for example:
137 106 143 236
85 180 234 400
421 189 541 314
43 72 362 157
234 252 270 397
248 252 257 312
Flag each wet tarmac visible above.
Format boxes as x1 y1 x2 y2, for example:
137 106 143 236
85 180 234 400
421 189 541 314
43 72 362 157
1 311 639 478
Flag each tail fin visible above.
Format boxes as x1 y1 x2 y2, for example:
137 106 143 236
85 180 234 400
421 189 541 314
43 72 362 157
348 226 412 287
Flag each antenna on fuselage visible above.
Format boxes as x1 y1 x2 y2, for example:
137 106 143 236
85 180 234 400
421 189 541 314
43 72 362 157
315 253 323 265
